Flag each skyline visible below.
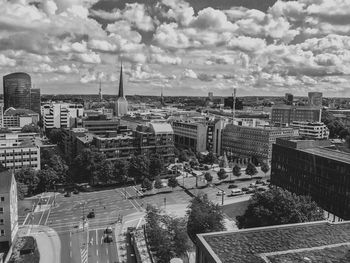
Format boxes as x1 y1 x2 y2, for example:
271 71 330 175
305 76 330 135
0 0 350 96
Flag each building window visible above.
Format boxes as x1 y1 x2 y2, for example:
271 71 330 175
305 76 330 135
0 219 3 225
0 197 3 202
0 230 4 236
0 208 3 213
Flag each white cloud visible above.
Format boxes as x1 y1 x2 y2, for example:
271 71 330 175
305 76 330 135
161 0 194 26
182 69 198 79
0 54 16 67
228 36 266 53
190 7 237 31
72 52 101 64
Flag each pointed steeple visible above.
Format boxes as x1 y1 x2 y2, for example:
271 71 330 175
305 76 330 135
118 62 124 97
99 79 102 102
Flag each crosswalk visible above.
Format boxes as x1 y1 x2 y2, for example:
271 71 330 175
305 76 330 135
81 247 88 263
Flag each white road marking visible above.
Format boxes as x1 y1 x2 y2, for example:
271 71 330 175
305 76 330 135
96 230 98 245
96 249 99 256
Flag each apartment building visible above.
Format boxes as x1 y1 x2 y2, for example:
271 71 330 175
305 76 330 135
291 121 329 139
271 137 350 220
1 108 39 129
172 121 207 153
222 124 295 162
0 170 18 248
41 103 84 130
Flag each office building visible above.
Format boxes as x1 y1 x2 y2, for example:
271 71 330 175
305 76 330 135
271 137 350 220
30 88 41 114
271 105 321 125
0 133 41 171
291 121 329 139
41 103 84 130
115 64 128 117
195 221 350 263
222 124 295 162
3 73 31 111
0 170 18 248
308 92 322 106
172 121 207 153
285 93 293 105
1 108 39 129
82 115 119 135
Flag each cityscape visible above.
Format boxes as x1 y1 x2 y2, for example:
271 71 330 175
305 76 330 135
1 0 350 263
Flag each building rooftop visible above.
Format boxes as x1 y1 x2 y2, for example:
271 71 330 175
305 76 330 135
0 170 13 193
302 147 350 165
4 107 38 116
198 221 350 263
149 123 173 134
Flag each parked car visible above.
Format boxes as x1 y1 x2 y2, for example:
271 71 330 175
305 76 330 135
104 235 113 243
64 192 71 197
257 187 267 192
245 189 256 194
241 187 250 192
231 189 244 196
73 189 79 194
87 211 95 219
104 227 113 234
255 179 263 185
228 184 238 189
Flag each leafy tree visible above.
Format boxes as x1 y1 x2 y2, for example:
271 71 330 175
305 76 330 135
142 178 153 191
145 205 192 262
205 151 217 166
37 168 59 192
186 193 226 243
96 159 113 184
232 165 241 181
41 149 68 183
236 187 324 229
245 162 258 178
189 158 199 168
217 168 228 181
154 176 163 192
113 159 129 183
129 155 150 182
15 168 39 196
47 128 64 144
168 176 178 190
179 150 189 162
149 155 163 180
17 183 26 200
21 123 40 133
0 127 12 133
261 162 270 176
204 172 213 184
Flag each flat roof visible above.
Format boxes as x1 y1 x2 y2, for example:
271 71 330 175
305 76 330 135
0 170 13 193
302 147 350 164
199 221 350 263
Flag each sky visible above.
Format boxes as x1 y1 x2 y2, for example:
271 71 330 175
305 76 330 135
1 0 350 97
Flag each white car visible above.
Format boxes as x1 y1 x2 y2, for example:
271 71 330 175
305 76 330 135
231 189 244 196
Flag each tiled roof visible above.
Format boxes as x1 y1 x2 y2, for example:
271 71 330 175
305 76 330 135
199 221 350 263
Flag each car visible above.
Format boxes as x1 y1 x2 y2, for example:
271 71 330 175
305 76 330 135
104 235 113 243
255 179 263 185
228 184 238 189
104 227 113 234
241 187 250 192
73 189 79 194
250 183 257 188
257 187 267 192
87 211 95 219
216 191 226 196
64 192 71 197
231 189 244 196
246 189 256 194
262 181 269 186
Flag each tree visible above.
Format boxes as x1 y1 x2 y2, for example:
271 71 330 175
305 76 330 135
129 155 150 182
96 159 113 184
236 187 324 229
113 159 129 183
186 193 226 243
204 172 213 184
0 128 12 133
179 150 189 162
37 169 59 192
261 162 270 176
17 183 26 200
149 155 163 180
168 176 178 190
154 176 163 193
21 123 40 133
15 168 39 196
142 178 153 191
219 154 228 168
47 128 64 144
245 162 258 178
217 168 228 181
205 151 217 166
232 165 241 181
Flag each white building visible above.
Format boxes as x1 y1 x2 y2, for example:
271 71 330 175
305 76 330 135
1 108 39 129
0 133 41 171
291 121 329 139
41 103 84 130
0 170 18 247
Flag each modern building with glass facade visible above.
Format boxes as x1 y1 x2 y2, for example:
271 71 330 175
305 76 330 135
271 138 350 220
30 88 41 114
271 105 322 125
3 73 31 111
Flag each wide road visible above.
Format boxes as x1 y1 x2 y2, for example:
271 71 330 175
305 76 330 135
88 228 118 263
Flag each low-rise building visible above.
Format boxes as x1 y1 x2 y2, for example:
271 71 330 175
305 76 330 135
291 121 329 139
1 108 39 129
222 124 295 163
82 116 119 135
196 221 350 263
0 170 18 248
0 133 41 171
271 137 350 220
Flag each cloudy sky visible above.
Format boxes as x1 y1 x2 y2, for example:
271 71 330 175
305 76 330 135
1 0 350 96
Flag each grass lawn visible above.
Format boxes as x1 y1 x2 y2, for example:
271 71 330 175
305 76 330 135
222 200 250 220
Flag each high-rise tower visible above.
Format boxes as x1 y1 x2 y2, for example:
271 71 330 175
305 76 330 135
161 87 165 106
98 80 103 102
3 72 31 111
114 63 128 117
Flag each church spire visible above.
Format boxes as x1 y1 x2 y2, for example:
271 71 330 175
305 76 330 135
99 79 102 102
118 62 124 97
